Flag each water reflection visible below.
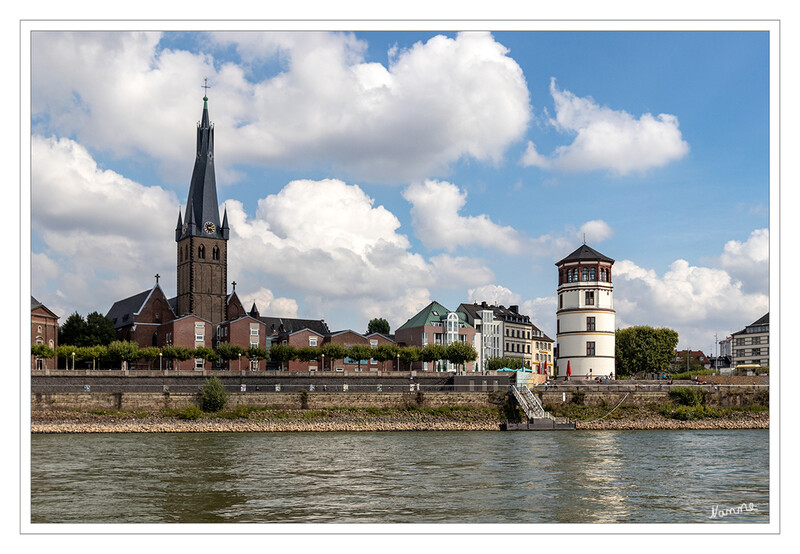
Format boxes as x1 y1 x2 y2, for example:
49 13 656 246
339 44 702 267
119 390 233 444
30 430 769 524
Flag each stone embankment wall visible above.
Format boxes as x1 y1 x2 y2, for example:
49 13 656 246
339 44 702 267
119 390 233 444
31 390 504 412
535 388 766 408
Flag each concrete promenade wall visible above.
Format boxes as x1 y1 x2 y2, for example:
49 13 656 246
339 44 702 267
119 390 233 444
31 391 504 412
534 387 767 408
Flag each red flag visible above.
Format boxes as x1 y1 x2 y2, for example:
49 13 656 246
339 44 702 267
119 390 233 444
566 361 571 377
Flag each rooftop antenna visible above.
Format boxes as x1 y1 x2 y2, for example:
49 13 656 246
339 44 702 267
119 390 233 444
583 233 586 245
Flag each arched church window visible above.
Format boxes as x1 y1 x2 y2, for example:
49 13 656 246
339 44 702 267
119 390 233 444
199 245 206 259
212 246 220 260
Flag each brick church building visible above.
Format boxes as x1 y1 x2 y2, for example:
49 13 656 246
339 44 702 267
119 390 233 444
106 94 333 370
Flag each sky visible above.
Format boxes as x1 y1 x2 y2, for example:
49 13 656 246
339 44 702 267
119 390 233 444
28 27 771 353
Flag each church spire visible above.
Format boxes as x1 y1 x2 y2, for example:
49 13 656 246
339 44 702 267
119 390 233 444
177 91 222 241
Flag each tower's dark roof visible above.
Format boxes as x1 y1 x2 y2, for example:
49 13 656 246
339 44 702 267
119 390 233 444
176 96 223 240
556 244 615 265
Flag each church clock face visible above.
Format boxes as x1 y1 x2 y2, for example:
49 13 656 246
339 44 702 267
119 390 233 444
204 221 216 234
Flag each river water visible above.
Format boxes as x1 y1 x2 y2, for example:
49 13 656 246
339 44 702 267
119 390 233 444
30 429 769 524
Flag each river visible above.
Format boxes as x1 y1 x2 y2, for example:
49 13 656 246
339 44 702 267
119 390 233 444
30 429 769 524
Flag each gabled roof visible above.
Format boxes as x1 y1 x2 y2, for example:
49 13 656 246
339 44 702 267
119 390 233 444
31 296 59 319
106 284 174 329
396 301 472 331
731 312 769 336
556 244 615 265
106 289 151 328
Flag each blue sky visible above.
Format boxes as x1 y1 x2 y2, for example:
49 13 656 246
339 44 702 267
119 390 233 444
28 28 770 352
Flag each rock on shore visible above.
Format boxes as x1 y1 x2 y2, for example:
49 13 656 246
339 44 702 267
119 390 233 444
30 409 769 433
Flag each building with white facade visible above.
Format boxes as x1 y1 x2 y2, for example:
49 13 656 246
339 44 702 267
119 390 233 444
731 313 769 369
555 244 615 378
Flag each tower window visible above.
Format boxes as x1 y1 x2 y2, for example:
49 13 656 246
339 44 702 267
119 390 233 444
585 291 595 306
198 245 206 259
212 246 220 260
587 341 596 356
589 267 596 281
587 316 596 331
582 267 589 281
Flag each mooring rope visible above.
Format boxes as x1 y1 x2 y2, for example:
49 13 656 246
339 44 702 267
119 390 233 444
581 392 630 423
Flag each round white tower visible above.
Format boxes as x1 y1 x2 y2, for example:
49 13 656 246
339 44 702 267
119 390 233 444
555 245 615 379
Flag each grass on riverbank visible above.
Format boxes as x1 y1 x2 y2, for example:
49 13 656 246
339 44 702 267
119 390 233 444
543 402 768 422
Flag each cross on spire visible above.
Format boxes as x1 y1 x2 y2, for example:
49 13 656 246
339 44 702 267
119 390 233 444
155 273 160 284
232 280 237 291
202 78 211 97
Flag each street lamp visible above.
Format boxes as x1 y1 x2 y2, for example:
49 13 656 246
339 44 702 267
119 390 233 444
238 352 242 372
397 353 400 372
71 351 75 371
159 352 163 372
321 353 325 372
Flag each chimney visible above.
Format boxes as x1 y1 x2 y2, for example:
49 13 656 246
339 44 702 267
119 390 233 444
510 305 519 314
481 301 488 308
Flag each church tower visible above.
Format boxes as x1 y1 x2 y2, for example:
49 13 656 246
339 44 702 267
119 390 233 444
175 93 229 324
555 244 615 379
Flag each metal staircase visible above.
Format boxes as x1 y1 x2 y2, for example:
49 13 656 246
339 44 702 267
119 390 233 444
511 385 554 421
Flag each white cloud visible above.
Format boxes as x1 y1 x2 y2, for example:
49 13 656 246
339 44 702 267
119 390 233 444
578 220 614 243
32 31 531 184
226 178 494 310
613 257 768 348
31 135 179 314
467 284 521 307
240 287 298 319
718 228 769 294
403 179 525 253
521 79 689 175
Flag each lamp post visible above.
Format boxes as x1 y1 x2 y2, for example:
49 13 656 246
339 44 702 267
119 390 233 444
238 352 242 372
321 353 325 372
71 351 75 371
159 352 163 372
397 353 400 372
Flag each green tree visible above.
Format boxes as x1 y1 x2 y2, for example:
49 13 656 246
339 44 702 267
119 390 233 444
269 344 296 371
366 317 390 335
192 347 218 367
137 347 162 370
347 345 373 372
84 312 117 346
321 342 347 371
486 356 525 371
615 326 679 377
57 344 79 369
445 341 478 371
161 345 193 370
398 345 421 371
58 312 87 347
216 342 246 370
31 345 56 369
296 346 321 365
373 343 400 371
107 340 140 369
420 343 447 372
246 345 269 370
200 376 228 412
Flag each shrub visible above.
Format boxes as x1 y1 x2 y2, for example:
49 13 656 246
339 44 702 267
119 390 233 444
571 391 585 405
178 405 203 420
669 386 706 407
200 376 228 412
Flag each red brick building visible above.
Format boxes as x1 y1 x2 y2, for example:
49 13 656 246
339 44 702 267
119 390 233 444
31 296 58 370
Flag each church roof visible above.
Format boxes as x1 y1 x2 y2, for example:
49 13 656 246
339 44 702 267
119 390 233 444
556 244 615 265
106 289 152 328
